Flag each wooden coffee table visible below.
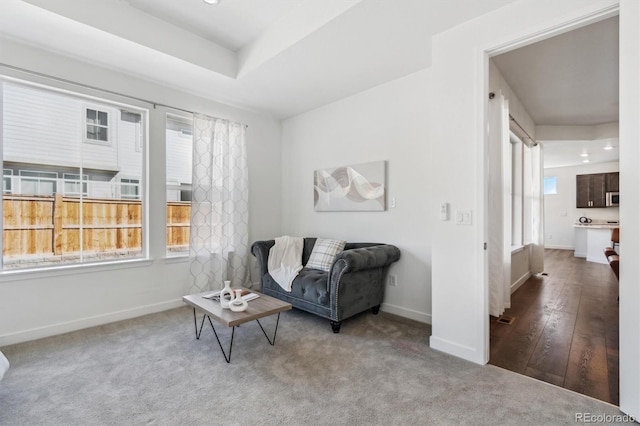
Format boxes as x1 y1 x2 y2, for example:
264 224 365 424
182 290 292 363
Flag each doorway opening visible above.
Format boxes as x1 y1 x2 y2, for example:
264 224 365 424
485 15 620 405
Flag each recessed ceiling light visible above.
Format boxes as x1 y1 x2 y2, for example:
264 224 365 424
203 0 221 4
603 145 615 150
582 159 591 163
579 153 589 157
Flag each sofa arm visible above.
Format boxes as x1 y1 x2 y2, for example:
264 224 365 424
331 244 400 277
251 240 275 278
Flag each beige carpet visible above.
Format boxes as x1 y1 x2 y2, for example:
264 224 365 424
0 306 626 425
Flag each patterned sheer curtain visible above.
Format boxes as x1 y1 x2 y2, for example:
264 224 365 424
188 114 249 294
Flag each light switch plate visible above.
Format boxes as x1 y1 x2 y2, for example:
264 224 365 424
439 202 449 221
455 209 472 225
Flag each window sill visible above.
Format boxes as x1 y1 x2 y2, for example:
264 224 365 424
164 254 189 264
511 245 525 254
0 258 154 282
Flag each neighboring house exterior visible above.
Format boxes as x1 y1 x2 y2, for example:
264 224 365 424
2 82 193 200
165 115 193 202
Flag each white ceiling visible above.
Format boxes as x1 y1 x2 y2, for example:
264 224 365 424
0 0 517 119
123 0 301 52
1 0 618 169
492 16 619 168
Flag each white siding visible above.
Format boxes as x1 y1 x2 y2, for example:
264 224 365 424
3 82 82 167
117 115 143 179
166 129 192 184
3 82 121 171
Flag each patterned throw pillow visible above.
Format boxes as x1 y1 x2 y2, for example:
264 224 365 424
305 239 347 272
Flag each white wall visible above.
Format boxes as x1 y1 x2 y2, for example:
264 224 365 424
428 0 618 361
619 0 640 415
0 39 282 346
489 60 536 138
281 69 432 323
430 0 639 418
544 161 619 250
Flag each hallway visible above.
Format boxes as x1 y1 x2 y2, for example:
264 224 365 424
489 249 619 405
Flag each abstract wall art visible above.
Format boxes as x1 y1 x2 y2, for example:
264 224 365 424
313 161 386 212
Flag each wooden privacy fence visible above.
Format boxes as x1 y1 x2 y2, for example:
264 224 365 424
3 194 191 256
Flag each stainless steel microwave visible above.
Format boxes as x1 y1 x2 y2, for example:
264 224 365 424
606 191 619 207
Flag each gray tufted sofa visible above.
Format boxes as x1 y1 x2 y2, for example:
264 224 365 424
251 238 401 333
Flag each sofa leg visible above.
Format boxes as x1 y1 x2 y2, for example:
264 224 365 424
330 320 342 333
371 305 381 315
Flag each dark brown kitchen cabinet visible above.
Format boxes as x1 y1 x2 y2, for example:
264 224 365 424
576 173 606 208
606 172 619 192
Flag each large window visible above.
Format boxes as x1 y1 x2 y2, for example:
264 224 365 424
165 113 193 256
1 80 147 269
510 133 536 248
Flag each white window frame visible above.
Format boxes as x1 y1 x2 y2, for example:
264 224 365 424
165 112 193 257
1 74 150 272
3 169 12 194
18 170 58 196
511 134 523 248
63 173 88 197
120 177 141 200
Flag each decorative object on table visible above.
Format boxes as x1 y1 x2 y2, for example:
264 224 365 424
220 280 233 309
228 289 249 312
313 160 386 212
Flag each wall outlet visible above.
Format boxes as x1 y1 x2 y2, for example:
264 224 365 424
388 275 397 287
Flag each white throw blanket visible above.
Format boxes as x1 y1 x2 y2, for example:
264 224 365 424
0 351 9 381
268 236 303 292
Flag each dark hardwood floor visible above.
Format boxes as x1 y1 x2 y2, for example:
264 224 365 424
490 249 619 405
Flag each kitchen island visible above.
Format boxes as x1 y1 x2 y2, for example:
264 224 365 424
574 223 619 264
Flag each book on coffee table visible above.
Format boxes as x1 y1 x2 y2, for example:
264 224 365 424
202 289 259 302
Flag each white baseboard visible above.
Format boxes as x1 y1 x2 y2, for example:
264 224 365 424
381 302 431 324
511 271 531 294
429 335 485 365
0 299 184 347
545 244 574 250
587 255 608 265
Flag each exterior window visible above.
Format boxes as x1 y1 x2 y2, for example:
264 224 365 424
544 176 557 195
63 173 88 196
19 170 57 196
121 178 140 199
166 113 193 256
3 169 12 194
511 138 523 247
2 81 147 270
85 107 109 143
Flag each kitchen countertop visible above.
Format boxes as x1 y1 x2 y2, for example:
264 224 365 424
573 223 619 229
573 222 619 263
